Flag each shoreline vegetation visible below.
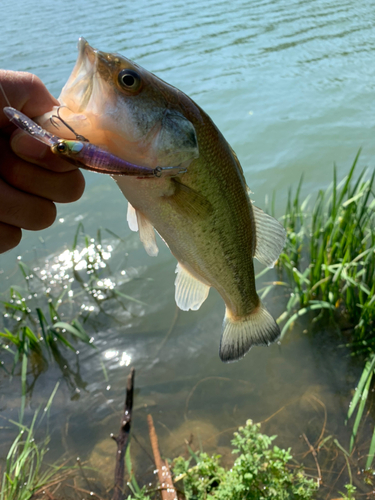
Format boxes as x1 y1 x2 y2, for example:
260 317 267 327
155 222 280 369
275 150 375 473
0 152 374 499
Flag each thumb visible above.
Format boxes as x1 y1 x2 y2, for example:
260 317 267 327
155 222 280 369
0 70 59 129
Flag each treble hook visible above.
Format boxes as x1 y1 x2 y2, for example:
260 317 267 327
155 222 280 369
50 107 89 142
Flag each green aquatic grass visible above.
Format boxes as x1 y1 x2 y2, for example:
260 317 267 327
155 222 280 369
0 385 78 500
346 352 375 469
0 271 95 404
277 151 374 342
0 235 97 400
0 224 144 396
276 151 375 469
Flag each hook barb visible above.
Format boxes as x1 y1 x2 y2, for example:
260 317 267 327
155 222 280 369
50 107 89 142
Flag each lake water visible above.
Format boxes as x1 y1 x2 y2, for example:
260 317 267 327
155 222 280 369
1 0 374 496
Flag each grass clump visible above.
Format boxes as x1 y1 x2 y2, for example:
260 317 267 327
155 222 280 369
276 151 375 468
278 150 374 342
0 224 143 398
1 417 56 500
169 420 316 500
0 274 95 409
0 387 78 500
0 284 93 369
0 223 121 376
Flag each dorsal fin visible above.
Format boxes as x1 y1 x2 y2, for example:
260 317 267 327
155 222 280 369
252 206 286 268
229 147 285 267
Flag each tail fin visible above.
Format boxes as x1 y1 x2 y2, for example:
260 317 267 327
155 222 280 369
219 302 280 363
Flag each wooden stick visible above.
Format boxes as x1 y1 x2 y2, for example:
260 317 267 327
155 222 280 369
112 368 135 500
302 433 322 486
147 414 177 500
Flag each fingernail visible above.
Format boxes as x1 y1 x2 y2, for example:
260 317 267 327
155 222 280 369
11 131 49 160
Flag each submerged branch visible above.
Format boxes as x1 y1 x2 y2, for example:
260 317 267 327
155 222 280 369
112 367 135 500
302 433 322 487
147 414 177 500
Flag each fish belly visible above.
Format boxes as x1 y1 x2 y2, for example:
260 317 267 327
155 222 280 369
114 172 258 317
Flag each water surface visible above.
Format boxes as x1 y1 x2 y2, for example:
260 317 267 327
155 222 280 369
1 0 374 495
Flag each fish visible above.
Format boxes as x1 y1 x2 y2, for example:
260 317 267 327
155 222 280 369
38 38 286 362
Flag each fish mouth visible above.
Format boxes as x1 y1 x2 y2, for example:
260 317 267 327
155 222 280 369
36 38 120 141
58 37 98 112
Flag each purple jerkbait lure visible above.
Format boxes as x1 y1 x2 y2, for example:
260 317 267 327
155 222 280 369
3 106 187 178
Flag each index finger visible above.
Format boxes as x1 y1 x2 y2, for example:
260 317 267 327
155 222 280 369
1 70 81 173
0 70 58 129
10 129 82 173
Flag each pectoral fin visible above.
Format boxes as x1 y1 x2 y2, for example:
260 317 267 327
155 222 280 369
166 179 213 220
126 203 158 256
252 206 286 268
175 263 210 311
127 202 138 232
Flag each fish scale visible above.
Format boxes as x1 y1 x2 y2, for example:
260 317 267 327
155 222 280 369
38 37 286 362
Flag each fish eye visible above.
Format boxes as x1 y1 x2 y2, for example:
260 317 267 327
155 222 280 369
118 69 141 91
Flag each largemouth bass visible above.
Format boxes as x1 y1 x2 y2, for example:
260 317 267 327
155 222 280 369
39 38 286 362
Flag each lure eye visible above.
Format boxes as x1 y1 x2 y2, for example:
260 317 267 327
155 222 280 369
118 69 141 92
56 142 67 153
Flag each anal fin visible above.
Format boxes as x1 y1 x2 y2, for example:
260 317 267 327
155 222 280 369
175 263 210 311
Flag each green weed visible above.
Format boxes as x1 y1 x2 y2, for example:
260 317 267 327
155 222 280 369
0 385 79 500
125 420 318 500
0 224 143 396
276 151 375 470
277 151 374 342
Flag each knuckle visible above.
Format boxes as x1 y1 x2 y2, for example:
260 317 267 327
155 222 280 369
70 176 86 202
3 201 23 222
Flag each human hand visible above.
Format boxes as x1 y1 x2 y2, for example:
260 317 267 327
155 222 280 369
0 70 85 253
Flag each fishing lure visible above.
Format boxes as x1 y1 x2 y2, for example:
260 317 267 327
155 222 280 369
3 106 187 178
